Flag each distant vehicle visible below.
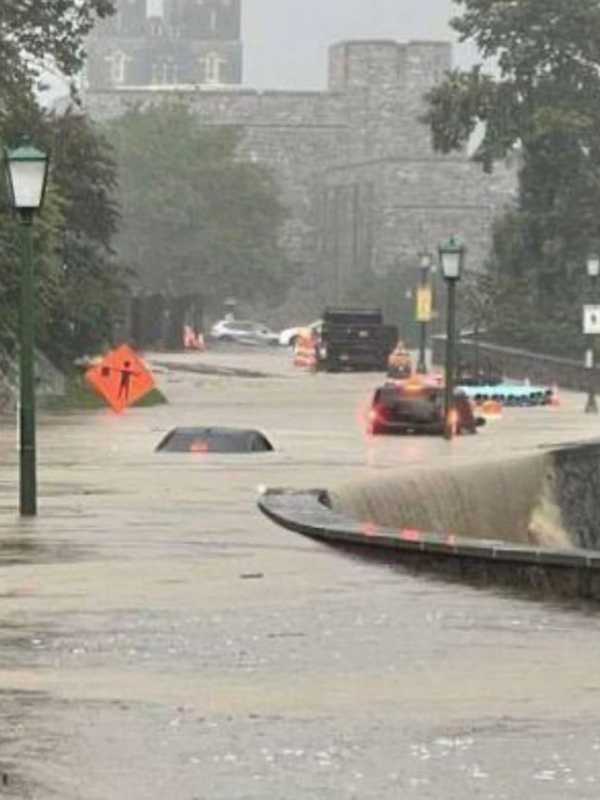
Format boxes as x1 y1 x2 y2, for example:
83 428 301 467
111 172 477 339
210 319 279 346
387 341 413 379
369 380 486 436
317 307 398 372
278 320 322 347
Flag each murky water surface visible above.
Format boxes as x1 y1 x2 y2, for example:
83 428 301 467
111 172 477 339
1 349 600 798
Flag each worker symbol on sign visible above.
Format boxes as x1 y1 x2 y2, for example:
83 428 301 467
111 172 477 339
118 360 136 400
100 360 138 401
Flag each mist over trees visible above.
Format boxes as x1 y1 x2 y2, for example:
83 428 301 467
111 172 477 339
0 0 114 96
105 103 291 312
424 0 600 355
0 1 126 367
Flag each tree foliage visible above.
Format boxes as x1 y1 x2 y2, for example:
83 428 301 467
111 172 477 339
44 110 126 365
0 0 114 95
423 0 600 353
0 1 124 368
0 98 125 367
106 102 291 311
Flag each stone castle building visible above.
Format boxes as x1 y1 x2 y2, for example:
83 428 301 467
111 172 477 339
86 0 242 89
85 0 515 315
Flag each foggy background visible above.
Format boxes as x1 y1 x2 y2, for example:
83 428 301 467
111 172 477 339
242 0 478 89
45 0 479 98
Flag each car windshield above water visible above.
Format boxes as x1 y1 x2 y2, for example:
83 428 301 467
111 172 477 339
376 385 442 421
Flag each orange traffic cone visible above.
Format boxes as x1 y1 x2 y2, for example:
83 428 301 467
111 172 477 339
481 399 503 418
549 383 561 406
183 325 206 351
293 333 317 369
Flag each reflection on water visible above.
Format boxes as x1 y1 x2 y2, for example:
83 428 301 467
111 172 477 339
0 536 85 566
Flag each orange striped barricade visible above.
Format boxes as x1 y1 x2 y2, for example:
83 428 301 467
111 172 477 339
183 325 206 351
293 328 317 370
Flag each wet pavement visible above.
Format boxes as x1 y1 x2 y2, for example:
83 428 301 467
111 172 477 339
1 348 600 798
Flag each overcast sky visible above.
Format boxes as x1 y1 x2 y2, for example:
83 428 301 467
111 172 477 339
45 0 479 99
242 0 478 89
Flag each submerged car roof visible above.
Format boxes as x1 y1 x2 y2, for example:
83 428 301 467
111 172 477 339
156 427 274 453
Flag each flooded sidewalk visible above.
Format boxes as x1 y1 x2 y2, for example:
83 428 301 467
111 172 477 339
1 350 600 798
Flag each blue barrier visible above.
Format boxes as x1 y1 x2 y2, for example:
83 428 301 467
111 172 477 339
458 383 555 407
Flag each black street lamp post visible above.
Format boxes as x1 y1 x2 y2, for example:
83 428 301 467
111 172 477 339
585 254 600 414
4 139 50 516
439 236 465 440
416 252 432 374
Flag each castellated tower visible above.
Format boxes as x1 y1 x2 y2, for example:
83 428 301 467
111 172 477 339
86 0 242 90
328 40 452 160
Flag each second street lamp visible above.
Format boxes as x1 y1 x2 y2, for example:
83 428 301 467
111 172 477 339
416 252 432 374
4 138 50 516
439 236 465 440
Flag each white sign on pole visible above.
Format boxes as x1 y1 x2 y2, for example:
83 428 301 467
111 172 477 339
147 0 164 18
583 305 600 335
586 348 594 369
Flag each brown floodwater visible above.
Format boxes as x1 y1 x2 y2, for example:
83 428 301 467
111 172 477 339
0 348 600 799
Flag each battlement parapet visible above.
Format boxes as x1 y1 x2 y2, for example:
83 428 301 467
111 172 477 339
328 39 451 93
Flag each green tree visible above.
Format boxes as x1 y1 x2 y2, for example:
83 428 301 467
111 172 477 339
44 109 126 365
106 102 291 310
0 0 114 96
423 0 600 305
0 1 123 367
0 99 125 367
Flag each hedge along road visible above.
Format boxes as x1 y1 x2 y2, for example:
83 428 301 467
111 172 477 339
0 347 600 799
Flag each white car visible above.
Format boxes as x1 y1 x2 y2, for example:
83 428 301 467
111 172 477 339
278 320 322 347
210 319 280 346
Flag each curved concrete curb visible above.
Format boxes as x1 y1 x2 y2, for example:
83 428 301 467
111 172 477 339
258 488 600 601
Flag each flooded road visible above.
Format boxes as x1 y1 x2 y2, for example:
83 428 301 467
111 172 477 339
1 348 600 798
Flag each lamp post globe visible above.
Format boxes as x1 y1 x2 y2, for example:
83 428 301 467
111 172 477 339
439 235 465 281
438 236 466 439
5 140 49 217
4 138 50 516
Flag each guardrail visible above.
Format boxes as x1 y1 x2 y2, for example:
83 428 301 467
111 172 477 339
258 485 600 602
432 335 594 392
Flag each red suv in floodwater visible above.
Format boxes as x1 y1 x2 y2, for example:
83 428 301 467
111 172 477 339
369 381 485 436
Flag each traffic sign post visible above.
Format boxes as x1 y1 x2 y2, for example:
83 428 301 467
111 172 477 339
583 301 600 414
583 305 600 335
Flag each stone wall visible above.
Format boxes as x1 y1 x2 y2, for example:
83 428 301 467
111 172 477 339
85 38 517 314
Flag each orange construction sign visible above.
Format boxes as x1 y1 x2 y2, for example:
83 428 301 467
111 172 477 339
85 345 156 413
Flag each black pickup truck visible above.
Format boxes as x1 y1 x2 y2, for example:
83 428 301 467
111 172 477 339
317 307 398 372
